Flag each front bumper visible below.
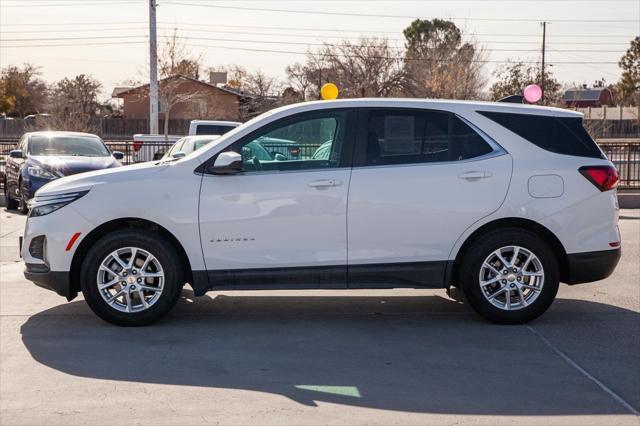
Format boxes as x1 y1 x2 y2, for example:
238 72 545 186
565 248 621 285
24 263 75 300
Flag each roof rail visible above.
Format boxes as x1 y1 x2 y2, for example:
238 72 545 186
498 95 525 104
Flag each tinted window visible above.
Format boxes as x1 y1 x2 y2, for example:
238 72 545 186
29 135 110 157
196 125 236 135
365 110 493 166
230 112 349 172
478 111 603 159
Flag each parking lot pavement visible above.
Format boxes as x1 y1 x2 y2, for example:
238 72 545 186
1 204 638 426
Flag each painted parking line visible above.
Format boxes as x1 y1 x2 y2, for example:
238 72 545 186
527 325 640 416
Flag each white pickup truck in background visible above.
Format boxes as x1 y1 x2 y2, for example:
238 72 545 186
132 134 182 162
188 120 241 136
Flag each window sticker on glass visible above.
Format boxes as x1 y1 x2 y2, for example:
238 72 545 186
383 115 416 155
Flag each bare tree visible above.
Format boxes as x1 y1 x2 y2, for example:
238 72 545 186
216 64 279 119
293 38 405 99
43 74 102 133
157 29 206 137
284 62 313 102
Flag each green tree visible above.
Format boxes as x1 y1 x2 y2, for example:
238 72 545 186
490 61 562 105
0 63 48 117
402 19 485 99
50 74 102 115
617 36 640 105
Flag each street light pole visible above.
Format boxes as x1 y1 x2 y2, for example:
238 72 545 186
149 0 159 134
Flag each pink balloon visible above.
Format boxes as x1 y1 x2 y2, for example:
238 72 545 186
523 84 543 103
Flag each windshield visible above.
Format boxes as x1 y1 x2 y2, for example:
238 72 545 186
29 135 110 157
193 137 218 151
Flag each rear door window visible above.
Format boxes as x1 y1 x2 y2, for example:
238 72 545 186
478 111 604 159
362 109 494 166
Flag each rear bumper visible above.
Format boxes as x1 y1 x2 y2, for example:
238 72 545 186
565 248 621 285
24 263 76 300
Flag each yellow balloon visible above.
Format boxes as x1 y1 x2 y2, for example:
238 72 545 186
321 83 339 100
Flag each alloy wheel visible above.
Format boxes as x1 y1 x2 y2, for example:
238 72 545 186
478 245 545 311
96 247 165 313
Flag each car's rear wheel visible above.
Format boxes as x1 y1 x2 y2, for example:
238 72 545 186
80 229 183 326
3 179 19 210
459 228 559 324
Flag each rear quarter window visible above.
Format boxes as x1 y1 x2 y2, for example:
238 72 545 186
478 111 604 159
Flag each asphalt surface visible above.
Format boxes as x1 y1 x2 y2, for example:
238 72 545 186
0 202 638 425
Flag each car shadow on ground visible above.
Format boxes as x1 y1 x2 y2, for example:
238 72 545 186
20 290 639 416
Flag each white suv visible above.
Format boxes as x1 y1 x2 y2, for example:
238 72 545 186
21 99 621 326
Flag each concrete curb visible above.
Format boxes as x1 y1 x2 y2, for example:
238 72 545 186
618 192 640 209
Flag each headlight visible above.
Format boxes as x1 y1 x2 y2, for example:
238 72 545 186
27 166 60 179
28 190 89 218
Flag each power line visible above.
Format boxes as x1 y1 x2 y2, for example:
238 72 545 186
1 1 143 7
0 40 619 65
163 1 640 23
186 42 620 64
0 41 146 48
1 26 631 46
1 34 626 54
0 20 634 39
1 35 148 42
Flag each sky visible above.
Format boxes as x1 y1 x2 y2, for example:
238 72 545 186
1 0 638 101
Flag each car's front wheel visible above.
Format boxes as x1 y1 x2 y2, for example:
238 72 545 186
80 229 183 326
459 228 559 324
16 178 31 214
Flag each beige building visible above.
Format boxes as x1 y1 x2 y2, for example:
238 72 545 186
112 75 248 121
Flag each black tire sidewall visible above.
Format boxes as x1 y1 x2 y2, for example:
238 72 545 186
460 228 559 324
4 179 18 210
80 229 182 326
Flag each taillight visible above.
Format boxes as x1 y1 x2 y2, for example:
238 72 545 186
579 165 619 191
133 141 143 152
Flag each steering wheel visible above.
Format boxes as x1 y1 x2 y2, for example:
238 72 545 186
249 156 262 171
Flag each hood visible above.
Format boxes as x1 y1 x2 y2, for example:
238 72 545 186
34 160 169 197
28 155 120 177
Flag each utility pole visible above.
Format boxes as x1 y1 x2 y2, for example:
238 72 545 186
149 0 159 134
540 21 547 103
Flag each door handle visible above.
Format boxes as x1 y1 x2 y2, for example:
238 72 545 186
307 179 342 188
458 171 492 181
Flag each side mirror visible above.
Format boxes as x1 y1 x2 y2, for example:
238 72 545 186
9 149 23 159
112 151 124 160
172 151 186 159
209 151 243 174
274 153 287 161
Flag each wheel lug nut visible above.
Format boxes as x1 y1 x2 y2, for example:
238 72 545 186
130 285 136 291
517 276 521 281
137 278 142 283
501 280 507 284
132 270 137 275
512 268 517 272
510 283 516 288
502 270 508 274
121 281 126 286
122 272 127 277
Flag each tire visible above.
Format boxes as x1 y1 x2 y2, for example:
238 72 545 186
17 183 28 214
80 229 183 326
4 179 18 210
459 228 559 324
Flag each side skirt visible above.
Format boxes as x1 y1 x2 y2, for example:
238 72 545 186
191 261 450 296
